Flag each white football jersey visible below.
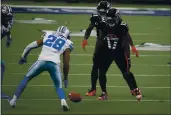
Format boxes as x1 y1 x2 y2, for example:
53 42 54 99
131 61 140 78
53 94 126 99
38 32 73 64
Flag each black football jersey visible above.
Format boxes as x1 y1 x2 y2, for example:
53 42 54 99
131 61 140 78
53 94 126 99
99 22 129 50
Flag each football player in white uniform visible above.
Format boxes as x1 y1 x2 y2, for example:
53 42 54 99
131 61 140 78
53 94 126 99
9 26 73 111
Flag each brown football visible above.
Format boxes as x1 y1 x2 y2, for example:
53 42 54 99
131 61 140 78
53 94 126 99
68 92 82 103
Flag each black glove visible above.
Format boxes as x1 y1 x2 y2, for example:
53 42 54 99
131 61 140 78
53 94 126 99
19 57 27 65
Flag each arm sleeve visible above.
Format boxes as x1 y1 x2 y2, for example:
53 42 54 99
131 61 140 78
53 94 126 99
121 23 134 46
127 33 134 46
21 41 39 58
69 43 74 51
84 22 94 40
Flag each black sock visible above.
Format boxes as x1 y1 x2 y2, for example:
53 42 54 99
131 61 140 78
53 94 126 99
91 67 98 90
123 72 138 90
129 72 138 89
99 75 107 93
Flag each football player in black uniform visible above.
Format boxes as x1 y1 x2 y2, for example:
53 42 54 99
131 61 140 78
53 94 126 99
96 8 142 101
1 4 13 99
82 1 111 96
83 1 139 96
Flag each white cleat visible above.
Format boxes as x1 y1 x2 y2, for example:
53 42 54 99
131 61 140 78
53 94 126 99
136 94 142 101
8 99 16 108
61 99 70 111
133 88 142 101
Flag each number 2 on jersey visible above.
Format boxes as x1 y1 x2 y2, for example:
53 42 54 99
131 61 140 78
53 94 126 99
44 35 66 51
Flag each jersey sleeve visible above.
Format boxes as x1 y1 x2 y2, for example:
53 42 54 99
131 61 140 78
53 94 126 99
66 40 74 52
120 22 129 36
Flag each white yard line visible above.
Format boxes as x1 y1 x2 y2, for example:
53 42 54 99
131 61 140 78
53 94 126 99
2 98 170 102
10 5 170 10
7 63 170 67
2 85 171 89
8 73 171 77
72 39 164 42
12 53 170 57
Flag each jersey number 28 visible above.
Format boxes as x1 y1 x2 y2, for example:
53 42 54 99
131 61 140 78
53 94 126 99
44 35 66 51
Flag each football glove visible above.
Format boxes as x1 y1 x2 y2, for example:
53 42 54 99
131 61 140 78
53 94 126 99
82 39 88 50
64 80 68 88
131 46 139 57
19 57 27 65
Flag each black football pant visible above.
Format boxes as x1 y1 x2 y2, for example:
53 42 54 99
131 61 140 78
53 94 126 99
90 40 104 90
98 48 138 93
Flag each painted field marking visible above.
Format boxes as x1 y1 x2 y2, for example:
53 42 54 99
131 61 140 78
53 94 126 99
7 63 170 67
12 53 170 57
2 85 171 89
8 73 171 77
2 98 170 102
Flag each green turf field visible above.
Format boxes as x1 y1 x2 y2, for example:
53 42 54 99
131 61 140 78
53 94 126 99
1 12 171 115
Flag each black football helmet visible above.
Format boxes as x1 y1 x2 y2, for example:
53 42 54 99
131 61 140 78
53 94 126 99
97 1 111 16
106 8 122 27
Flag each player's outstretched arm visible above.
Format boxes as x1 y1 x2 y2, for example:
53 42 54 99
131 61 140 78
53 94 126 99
63 48 71 88
127 33 139 57
19 39 43 64
82 23 94 50
84 23 94 40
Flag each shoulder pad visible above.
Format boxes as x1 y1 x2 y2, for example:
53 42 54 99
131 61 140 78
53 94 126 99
90 14 101 24
120 22 129 32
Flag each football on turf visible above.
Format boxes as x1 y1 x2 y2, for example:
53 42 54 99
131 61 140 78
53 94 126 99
68 92 82 103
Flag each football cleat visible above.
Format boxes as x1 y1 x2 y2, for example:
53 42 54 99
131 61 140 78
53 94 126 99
133 88 142 101
97 92 108 100
8 98 16 108
85 89 96 96
61 99 70 111
130 90 136 96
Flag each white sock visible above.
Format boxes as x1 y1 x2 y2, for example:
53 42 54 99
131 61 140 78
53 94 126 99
13 95 17 101
61 99 67 106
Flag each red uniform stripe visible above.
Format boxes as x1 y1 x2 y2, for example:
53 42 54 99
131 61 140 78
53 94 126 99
124 53 129 72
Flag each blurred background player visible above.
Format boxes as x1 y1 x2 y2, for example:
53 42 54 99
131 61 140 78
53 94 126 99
96 8 141 101
82 1 111 96
1 4 13 99
8 26 73 111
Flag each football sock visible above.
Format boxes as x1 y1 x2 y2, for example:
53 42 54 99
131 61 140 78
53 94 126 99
56 88 65 99
99 75 107 93
14 77 29 99
123 72 138 90
129 72 138 89
91 67 98 90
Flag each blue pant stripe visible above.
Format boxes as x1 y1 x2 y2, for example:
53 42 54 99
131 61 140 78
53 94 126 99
28 61 38 72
